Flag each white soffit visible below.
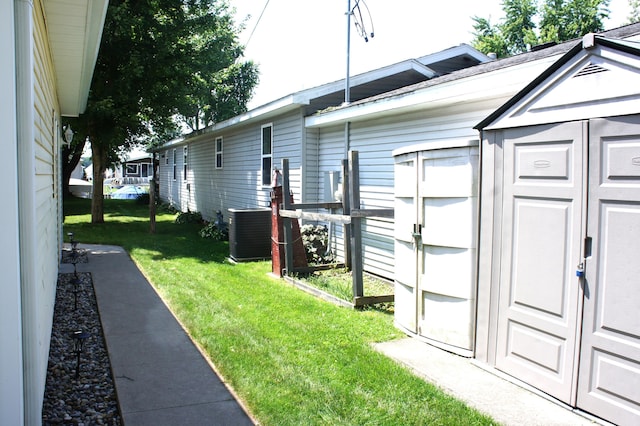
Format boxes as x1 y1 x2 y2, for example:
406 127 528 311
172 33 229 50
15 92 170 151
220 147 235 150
482 40 640 130
44 0 108 116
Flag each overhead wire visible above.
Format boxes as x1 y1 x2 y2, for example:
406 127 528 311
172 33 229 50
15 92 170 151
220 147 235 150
244 0 271 49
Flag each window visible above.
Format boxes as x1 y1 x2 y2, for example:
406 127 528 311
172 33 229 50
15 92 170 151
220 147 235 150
183 146 188 180
172 149 177 180
125 164 139 176
141 163 153 178
215 137 223 169
261 124 272 186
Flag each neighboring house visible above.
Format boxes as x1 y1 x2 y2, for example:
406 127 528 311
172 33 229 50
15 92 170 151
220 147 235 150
154 43 491 259
0 1 107 424
120 149 154 183
155 22 640 426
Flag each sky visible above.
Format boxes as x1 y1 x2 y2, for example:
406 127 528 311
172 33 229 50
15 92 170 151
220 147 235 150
230 0 633 109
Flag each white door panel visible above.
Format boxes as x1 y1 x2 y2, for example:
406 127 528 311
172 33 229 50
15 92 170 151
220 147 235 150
577 116 640 426
496 122 585 404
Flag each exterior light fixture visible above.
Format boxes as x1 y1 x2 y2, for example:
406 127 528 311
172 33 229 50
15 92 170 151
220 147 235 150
63 125 74 147
71 330 90 379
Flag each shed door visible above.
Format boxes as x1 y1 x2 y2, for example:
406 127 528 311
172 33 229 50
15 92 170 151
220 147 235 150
577 116 640 425
394 152 420 333
496 122 585 404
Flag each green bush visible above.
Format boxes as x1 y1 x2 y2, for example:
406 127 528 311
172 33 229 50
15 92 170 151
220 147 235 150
199 222 229 241
301 224 335 265
175 210 203 224
136 193 150 205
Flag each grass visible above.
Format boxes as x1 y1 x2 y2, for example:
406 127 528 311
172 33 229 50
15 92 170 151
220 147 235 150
292 267 395 311
63 197 496 425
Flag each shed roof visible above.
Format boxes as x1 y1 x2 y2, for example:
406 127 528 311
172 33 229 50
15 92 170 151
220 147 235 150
475 33 640 130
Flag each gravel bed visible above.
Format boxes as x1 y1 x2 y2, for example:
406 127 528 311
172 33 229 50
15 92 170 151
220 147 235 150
42 268 122 425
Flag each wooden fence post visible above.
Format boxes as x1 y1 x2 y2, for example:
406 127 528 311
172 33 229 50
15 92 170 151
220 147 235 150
348 151 363 298
341 159 351 269
281 159 294 275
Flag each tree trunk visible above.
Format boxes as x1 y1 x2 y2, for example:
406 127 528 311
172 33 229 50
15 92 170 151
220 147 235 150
150 156 158 233
91 142 107 223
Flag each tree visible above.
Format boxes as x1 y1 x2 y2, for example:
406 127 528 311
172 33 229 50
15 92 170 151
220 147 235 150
472 0 610 58
66 0 258 223
629 0 640 23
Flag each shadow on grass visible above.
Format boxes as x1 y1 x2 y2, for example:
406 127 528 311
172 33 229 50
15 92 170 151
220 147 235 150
63 196 228 264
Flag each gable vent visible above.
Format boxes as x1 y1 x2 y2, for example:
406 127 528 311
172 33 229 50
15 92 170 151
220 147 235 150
574 63 609 78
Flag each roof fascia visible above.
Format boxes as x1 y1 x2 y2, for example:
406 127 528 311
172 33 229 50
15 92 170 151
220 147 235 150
305 54 560 128
290 59 437 103
153 96 306 151
417 43 492 66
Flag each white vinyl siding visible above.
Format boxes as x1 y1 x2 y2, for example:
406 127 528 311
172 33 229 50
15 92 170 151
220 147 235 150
24 2 62 421
156 110 305 219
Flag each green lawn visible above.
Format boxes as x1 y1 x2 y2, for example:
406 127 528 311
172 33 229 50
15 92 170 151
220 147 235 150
63 197 496 425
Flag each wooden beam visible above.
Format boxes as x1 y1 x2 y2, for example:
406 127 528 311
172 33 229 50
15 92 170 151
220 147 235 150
288 202 343 210
289 263 346 274
353 295 395 307
279 209 352 224
351 208 394 218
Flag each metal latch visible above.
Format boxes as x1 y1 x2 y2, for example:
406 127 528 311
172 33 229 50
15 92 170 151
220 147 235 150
576 236 592 278
412 224 422 248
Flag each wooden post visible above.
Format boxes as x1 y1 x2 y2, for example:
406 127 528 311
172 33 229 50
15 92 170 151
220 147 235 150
341 159 351 269
348 151 363 299
281 159 294 275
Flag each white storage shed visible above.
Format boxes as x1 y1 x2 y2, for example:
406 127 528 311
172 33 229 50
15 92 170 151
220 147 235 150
475 34 640 426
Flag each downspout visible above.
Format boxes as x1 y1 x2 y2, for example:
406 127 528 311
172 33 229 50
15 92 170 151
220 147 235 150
15 0 39 424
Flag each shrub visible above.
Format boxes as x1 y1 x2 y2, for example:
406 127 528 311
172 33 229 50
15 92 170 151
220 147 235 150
199 222 229 241
300 224 335 265
175 210 203 224
136 193 150 205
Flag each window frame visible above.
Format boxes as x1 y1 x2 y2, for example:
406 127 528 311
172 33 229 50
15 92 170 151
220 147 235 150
261 123 273 186
172 149 177 181
125 163 139 176
183 146 188 180
215 136 223 169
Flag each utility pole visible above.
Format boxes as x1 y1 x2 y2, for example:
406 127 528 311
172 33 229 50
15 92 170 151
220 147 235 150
345 0 351 104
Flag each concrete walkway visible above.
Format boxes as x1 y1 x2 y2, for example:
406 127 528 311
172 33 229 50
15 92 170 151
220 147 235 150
375 338 604 426
73 244 254 426
69 243 605 426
